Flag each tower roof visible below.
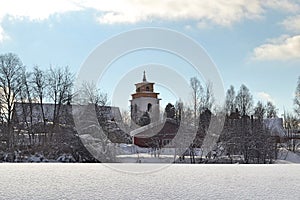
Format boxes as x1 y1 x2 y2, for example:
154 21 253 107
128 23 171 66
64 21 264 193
132 71 159 99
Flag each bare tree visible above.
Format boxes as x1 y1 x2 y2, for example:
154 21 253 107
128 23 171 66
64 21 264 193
283 111 299 151
225 85 236 115
190 77 203 125
235 84 253 116
76 81 108 106
294 76 300 117
202 81 215 112
0 53 24 148
254 101 265 119
121 110 131 129
16 70 35 145
47 66 74 130
175 100 183 122
32 66 47 126
181 106 194 125
266 101 277 118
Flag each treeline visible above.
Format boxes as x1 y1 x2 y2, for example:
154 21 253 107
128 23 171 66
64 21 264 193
164 76 300 163
0 53 100 161
165 77 281 128
169 75 300 124
0 53 73 147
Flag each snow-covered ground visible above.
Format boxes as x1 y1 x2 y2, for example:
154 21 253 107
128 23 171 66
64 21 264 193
117 145 202 163
275 148 300 164
117 144 300 164
0 163 299 200
117 153 175 163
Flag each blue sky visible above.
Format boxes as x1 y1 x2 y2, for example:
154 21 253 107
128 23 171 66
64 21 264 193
0 0 300 115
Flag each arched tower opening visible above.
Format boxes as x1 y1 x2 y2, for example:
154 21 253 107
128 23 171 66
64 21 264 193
147 103 152 112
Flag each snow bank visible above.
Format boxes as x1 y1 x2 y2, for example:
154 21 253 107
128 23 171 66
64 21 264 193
276 148 300 164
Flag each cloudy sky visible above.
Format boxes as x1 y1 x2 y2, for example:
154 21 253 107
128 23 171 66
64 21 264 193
0 0 299 115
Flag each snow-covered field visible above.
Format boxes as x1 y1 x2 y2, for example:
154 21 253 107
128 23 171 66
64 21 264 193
117 145 300 164
0 163 299 199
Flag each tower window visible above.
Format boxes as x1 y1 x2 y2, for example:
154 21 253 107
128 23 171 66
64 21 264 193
147 103 152 112
146 86 150 91
134 104 137 113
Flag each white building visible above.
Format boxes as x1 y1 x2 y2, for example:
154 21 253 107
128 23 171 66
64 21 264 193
130 71 161 127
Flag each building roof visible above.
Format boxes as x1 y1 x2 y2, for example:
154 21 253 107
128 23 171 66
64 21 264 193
133 119 179 138
263 118 286 137
12 102 72 125
13 102 132 144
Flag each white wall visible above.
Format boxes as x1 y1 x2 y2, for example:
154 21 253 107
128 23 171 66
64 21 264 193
131 97 160 124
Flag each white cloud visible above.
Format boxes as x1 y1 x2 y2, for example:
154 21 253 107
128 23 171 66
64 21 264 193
85 0 300 25
0 0 82 42
0 0 299 27
252 35 300 61
0 0 299 26
0 0 82 21
93 0 264 26
0 0 299 43
264 0 300 13
257 92 275 103
0 26 9 42
281 15 300 33
0 26 4 42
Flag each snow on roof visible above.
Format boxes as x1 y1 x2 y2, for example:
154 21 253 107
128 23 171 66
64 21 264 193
132 118 179 138
263 118 286 137
130 119 165 137
13 102 72 124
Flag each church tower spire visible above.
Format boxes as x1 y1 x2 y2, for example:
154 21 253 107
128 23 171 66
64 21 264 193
143 71 147 82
